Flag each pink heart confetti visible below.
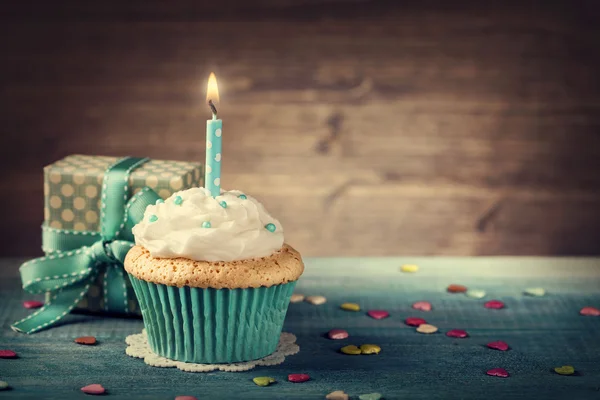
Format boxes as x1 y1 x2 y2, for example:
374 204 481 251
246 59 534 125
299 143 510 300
175 397 198 400
487 341 509 351
0 350 17 359
367 310 390 320
446 329 468 338
486 368 509 378
23 300 44 309
412 301 432 311
484 300 505 309
327 329 349 340
81 384 105 395
405 317 427 327
288 374 310 383
580 306 600 316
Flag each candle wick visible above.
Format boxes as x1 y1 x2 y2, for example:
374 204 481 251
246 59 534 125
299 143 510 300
208 100 218 120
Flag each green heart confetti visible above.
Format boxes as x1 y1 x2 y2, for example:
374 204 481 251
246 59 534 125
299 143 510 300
253 376 276 386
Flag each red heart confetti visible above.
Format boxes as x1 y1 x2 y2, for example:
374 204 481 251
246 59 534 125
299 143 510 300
447 284 467 293
405 317 427 327
0 350 17 359
175 396 198 400
446 329 468 338
486 368 509 378
412 301 432 311
288 374 310 383
487 341 509 351
484 300 505 309
75 336 97 345
580 306 600 316
23 300 44 309
327 329 349 340
367 310 390 320
81 384 105 395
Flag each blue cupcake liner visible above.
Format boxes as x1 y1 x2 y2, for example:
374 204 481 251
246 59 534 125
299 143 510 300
128 275 296 364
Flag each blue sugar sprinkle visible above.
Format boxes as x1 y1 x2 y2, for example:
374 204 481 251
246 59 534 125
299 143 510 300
202 221 212 228
173 196 183 205
155 199 164 205
220 201 227 208
238 194 247 199
265 223 276 232
149 215 158 223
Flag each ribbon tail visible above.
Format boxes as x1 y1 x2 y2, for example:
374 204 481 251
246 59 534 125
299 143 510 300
11 276 96 334
103 263 129 313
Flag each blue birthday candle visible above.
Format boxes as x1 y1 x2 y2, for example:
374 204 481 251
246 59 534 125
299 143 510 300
205 73 222 197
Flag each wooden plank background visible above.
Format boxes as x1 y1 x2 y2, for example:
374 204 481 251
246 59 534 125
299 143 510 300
1 0 599 257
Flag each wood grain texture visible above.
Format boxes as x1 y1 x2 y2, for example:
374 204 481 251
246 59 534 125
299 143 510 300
1 257 600 399
1 0 600 256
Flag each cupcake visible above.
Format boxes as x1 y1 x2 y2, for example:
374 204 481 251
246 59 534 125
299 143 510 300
124 187 304 364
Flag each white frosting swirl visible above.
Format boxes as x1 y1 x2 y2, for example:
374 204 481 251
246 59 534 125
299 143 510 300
132 187 284 262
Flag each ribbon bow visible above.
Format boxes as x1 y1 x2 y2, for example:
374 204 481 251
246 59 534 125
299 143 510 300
12 157 160 334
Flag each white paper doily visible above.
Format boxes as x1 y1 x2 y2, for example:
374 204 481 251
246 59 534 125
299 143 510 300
125 329 299 372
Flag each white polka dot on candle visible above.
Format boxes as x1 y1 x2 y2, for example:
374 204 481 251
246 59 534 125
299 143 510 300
207 141 212 149
215 153 221 162
214 178 220 186
206 165 212 173
215 129 222 137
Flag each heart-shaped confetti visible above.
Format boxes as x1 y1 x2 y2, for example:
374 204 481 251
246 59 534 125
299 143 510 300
487 341 509 351
0 350 17 359
580 306 600 316
447 284 467 293
405 317 427 327
524 287 545 297
289 294 305 303
484 300 505 309
326 391 349 400
554 365 575 375
360 344 381 354
359 393 382 400
486 368 509 378
412 301 432 311
340 345 362 355
328 329 349 340
253 376 276 386
416 324 438 334
446 329 468 338
81 384 105 395
23 300 44 309
75 336 97 345
401 264 419 273
175 396 198 400
367 310 390 319
340 303 360 311
465 289 486 299
288 373 310 383
306 295 327 305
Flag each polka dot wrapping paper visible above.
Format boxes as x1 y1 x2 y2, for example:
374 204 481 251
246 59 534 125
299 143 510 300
42 154 203 315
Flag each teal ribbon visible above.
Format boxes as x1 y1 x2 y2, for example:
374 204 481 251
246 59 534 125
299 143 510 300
12 157 160 334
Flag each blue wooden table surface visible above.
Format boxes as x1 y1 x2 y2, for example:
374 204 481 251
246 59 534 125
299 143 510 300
1 257 600 400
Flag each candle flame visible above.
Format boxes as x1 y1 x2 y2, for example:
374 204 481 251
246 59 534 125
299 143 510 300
206 73 219 104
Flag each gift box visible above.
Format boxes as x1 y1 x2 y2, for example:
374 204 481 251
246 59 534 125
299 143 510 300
12 155 203 334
